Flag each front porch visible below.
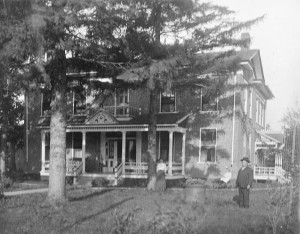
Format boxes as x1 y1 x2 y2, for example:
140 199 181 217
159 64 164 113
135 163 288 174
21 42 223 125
253 131 289 183
41 160 184 185
39 111 189 185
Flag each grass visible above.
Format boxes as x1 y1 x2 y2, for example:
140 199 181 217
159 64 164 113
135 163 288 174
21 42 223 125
1 186 298 234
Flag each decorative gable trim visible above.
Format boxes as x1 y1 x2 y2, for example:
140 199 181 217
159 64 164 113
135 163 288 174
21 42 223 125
85 109 118 125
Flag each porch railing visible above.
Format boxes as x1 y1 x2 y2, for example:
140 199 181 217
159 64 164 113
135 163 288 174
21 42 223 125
43 159 83 177
254 166 275 176
114 163 123 186
66 160 83 177
103 106 140 118
166 162 183 175
254 166 289 183
124 162 148 174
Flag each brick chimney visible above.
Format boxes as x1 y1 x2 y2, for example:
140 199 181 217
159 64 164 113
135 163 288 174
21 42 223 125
241 32 251 50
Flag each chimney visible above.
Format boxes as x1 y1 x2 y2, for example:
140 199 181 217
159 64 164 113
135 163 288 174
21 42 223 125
241 32 251 50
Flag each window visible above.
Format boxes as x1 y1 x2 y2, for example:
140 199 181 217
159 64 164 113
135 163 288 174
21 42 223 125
160 91 176 112
117 89 129 105
41 90 51 116
243 88 248 115
256 100 259 124
200 129 217 163
201 89 218 112
248 89 252 118
73 89 86 115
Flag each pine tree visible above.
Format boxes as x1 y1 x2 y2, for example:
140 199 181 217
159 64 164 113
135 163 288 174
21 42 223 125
115 0 263 190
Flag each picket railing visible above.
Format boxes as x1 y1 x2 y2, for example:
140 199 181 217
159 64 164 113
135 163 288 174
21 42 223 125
114 163 123 186
124 162 148 174
103 106 140 118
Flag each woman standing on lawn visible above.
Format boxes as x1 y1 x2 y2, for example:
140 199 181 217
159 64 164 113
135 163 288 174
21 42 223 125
236 157 253 208
155 159 167 193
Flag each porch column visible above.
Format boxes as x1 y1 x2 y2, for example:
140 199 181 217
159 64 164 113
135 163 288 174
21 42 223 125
182 132 186 176
136 132 142 163
279 153 282 168
168 131 173 176
41 131 46 172
122 131 126 174
82 131 86 174
100 132 106 165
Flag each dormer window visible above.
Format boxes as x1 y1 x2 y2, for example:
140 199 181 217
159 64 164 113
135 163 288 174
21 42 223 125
160 91 176 113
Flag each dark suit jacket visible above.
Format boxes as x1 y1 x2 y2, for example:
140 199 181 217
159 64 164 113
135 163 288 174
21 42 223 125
236 166 253 188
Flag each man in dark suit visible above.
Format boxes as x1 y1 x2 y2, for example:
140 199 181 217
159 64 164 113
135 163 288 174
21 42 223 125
236 157 253 208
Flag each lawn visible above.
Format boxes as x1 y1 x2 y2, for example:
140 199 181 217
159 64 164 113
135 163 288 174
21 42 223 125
0 187 298 234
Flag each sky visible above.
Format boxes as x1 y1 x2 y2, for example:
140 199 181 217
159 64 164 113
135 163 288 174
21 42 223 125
212 0 300 131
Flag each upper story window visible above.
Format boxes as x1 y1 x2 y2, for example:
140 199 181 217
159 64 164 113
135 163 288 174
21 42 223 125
243 88 248 115
255 95 265 127
73 88 86 115
117 89 129 105
160 91 176 112
248 89 253 118
200 89 218 112
200 128 217 163
41 90 51 116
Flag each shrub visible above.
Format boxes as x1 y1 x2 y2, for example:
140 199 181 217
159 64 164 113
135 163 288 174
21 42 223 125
111 207 142 234
265 184 290 234
91 178 109 187
2 176 13 189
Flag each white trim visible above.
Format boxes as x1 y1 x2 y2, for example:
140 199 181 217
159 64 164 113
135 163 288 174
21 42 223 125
231 75 237 166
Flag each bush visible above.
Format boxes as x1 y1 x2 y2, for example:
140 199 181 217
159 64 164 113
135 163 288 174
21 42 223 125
91 178 109 187
2 176 13 189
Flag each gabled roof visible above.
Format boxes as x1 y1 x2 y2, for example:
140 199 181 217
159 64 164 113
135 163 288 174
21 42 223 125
258 131 284 144
237 49 265 82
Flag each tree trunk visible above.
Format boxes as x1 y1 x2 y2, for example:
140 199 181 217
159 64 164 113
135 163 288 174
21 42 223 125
47 50 67 204
147 89 158 191
0 130 7 180
8 142 16 172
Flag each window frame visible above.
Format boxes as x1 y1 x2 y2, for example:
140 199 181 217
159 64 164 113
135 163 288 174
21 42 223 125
200 88 219 113
160 90 176 113
199 128 217 163
41 90 51 116
73 88 87 115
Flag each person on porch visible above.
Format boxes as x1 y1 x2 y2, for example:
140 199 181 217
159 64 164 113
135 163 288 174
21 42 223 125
155 159 167 193
236 157 253 208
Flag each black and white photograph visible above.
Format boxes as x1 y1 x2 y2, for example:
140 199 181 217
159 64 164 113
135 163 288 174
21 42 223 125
0 0 299 233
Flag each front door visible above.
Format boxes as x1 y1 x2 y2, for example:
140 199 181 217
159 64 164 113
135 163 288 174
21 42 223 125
107 140 122 172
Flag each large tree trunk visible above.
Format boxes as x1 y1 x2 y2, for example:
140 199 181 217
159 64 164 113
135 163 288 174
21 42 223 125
0 130 7 180
0 92 8 180
8 142 16 172
47 50 67 204
147 89 158 191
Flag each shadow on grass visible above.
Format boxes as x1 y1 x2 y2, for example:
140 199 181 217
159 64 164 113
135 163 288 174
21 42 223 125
61 197 134 232
69 189 113 202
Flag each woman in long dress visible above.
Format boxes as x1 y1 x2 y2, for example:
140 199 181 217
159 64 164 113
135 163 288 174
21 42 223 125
155 159 167 192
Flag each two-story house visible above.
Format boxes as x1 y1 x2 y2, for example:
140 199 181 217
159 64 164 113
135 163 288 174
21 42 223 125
20 39 278 185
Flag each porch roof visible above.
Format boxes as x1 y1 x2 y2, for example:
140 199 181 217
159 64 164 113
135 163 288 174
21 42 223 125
37 112 189 130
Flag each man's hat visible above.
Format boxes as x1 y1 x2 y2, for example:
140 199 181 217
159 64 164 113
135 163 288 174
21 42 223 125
241 157 250 163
